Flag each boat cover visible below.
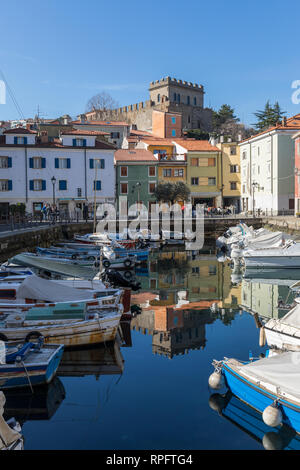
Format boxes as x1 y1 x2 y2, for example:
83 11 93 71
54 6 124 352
16 275 94 302
9 254 96 280
244 231 286 250
238 352 300 401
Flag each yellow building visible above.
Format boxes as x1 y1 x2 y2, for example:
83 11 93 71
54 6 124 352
216 139 241 212
174 139 222 207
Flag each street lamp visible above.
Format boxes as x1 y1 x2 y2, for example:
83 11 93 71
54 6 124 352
51 176 56 207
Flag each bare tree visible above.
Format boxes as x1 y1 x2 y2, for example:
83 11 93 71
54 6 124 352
85 92 119 120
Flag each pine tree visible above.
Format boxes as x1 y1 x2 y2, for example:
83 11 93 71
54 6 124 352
253 101 286 132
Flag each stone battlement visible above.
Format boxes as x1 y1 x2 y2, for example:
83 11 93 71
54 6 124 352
149 77 204 90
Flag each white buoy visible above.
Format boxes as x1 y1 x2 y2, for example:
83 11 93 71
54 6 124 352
208 371 224 390
262 432 283 450
262 403 282 427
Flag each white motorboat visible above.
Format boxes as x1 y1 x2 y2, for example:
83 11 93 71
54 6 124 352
230 231 289 260
243 240 300 269
263 299 300 350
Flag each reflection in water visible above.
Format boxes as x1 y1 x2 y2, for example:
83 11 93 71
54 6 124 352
3 377 66 425
132 246 242 358
209 391 300 450
57 340 125 378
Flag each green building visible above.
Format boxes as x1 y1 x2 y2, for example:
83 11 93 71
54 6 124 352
114 149 158 214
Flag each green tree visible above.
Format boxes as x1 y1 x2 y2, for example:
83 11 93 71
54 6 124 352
253 100 286 132
212 104 239 130
153 182 190 205
185 129 209 140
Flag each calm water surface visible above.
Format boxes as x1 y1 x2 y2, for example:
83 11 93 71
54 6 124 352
5 246 298 450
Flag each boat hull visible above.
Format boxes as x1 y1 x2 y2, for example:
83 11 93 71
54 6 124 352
1 314 121 348
244 255 300 269
0 345 64 389
223 362 300 433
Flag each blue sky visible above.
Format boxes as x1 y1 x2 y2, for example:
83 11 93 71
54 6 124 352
1 0 300 126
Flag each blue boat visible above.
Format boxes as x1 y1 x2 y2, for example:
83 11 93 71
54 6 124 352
0 338 64 389
208 351 300 435
209 391 300 450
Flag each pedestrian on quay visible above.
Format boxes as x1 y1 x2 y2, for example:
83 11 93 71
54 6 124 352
83 204 88 223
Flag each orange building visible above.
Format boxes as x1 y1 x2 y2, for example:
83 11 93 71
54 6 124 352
152 110 182 139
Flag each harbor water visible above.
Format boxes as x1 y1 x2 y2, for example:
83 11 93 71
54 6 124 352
3 244 299 450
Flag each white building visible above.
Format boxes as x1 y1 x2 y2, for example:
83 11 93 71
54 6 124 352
239 115 300 215
0 127 116 217
73 116 129 148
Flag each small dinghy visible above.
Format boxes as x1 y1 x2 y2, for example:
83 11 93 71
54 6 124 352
209 351 300 435
0 337 64 389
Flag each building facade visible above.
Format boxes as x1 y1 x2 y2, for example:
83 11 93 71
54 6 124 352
173 139 222 207
216 138 241 212
239 115 300 215
0 127 116 217
114 149 158 213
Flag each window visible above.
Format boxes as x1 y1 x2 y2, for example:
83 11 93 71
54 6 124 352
230 164 239 173
209 265 217 276
191 177 198 185
120 166 128 177
208 177 216 186
120 183 128 194
187 96 190 105
230 182 237 190
59 180 67 190
171 129 176 137
89 159 104 169
194 97 197 105
163 169 172 177
149 182 156 193
192 267 199 274
30 179 45 191
191 158 198 166
230 146 237 155
208 158 215 167
157 94 160 102
242 184 246 193
29 157 45 169
148 166 156 176
242 151 247 160
93 180 101 191
177 94 180 103
72 138 86 147
55 158 70 169
110 132 120 139
174 169 184 177
257 147 260 156
77 188 82 197
171 117 176 124
14 137 27 145
173 93 177 101
0 180 12 191
199 157 215 167
0 157 11 168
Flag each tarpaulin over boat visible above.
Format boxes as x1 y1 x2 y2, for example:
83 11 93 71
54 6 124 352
239 352 300 401
16 275 94 302
273 302 300 328
9 254 97 280
244 231 286 250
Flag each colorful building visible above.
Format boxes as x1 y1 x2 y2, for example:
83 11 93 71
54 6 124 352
239 114 300 215
216 138 241 212
114 149 158 213
293 130 300 215
173 139 222 207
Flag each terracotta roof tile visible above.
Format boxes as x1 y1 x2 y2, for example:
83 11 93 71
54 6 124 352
173 139 220 152
4 127 37 134
114 149 158 162
61 129 109 136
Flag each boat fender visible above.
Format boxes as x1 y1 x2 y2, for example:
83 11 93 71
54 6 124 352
262 401 282 428
25 331 43 343
208 370 224 390
208 393 227 415
124 258 132 268
262 432 284 451
259 327 266 347
88 256 95 261
71 254 78 260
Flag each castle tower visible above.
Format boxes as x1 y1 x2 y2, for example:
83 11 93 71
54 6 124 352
148 77 211 131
